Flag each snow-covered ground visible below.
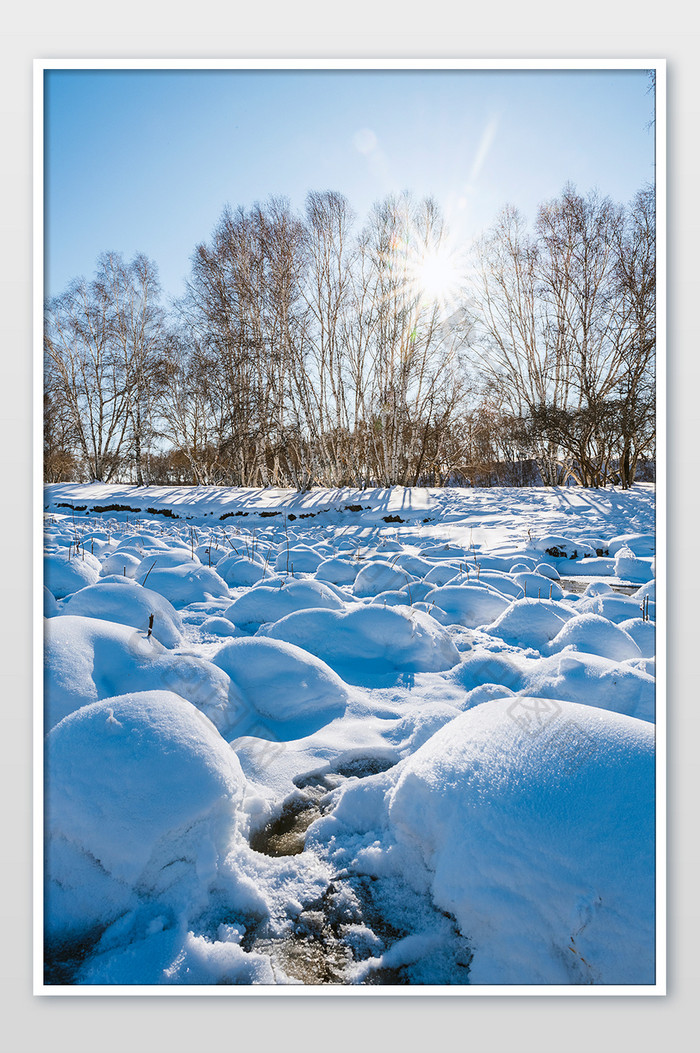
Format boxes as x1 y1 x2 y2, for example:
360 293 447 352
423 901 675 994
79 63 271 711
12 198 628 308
42 483 658 987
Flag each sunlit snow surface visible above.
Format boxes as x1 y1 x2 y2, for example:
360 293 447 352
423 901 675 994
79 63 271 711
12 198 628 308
42 484 657 987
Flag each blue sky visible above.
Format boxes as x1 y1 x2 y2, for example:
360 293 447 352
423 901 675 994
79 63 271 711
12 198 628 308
44 67 655 303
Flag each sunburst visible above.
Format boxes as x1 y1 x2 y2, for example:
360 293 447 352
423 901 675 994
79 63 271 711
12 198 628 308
410 243 464 309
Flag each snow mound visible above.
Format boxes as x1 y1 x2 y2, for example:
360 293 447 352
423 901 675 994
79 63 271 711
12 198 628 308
470 571 523 598
199 615 243 638
353 560 415 597
391 553 437 578
195 543 228 565
513 571 564 601
46 690 247 938
214 554 274 588
44 586 58 617
577 592 650 624
547 612 642 662
213 636 351 726
422 563 460 587
422 584 511 628
45 551 100 598
369 590 410 607
449 650 526 695
111 535 148 557
78 533 114 559
262 604 460 674
386 698 655 984
315 557 360 586
520 651 655 722
608 533 655 556
100 551 142 578
619 618 656 659
566 556 615 577
535 563 560 580
44 616 241 733
399 581 435 603
133 563 230 607
634 580 656 601
583 580 613 597
275 545 325 573
224 579 346 632
614 545 654 583
60 581 184 647
411 601 452 625
486 598 575 650
530 535 598 559
135 549 200 575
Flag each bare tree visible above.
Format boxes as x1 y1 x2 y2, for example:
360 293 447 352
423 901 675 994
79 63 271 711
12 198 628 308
611 186 656 487
471 185 651 487
95 252 167 484
293 190 357 485
182 198 307 487
44 277 130 482
358 193 470 486
158 333 230 485
472 204 570 483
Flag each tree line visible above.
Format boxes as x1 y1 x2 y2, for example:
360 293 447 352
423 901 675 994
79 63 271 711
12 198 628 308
44 183 655 490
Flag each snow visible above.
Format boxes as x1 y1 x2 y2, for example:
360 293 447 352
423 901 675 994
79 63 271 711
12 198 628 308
512 570 565 600
577 591 652 624
44 616 239 733
132 562 231 607
383 698 656 984
213 636 351 729
353 559 415 597
275 545 326 574
214 553 275 587
422 563 461 586
135 547 200 572
262 603 461 675
422 583 511 627
60 581 184 647
620 617 656 658
315 556 360 586
46 690 247 939
224 579 346 633
100 551 142 578
547 612 643 662
614 545 654 583
45 550 100 598
42 482 658 988
486 597 575 650
44 586 58 617
608 533 656 556
369 589 410 607
517 652 655 723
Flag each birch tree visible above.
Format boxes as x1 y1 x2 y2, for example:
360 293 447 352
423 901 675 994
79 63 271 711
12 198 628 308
44 277 130 482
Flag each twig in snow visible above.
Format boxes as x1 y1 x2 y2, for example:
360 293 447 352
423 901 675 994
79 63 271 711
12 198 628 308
142 559 158 587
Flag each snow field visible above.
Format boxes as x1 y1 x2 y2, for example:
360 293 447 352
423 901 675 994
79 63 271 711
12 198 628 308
42 483 657 986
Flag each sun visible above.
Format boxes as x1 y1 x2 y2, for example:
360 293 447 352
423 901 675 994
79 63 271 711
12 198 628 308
399 237 467 318
378 210 469 322
413 246 463 305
